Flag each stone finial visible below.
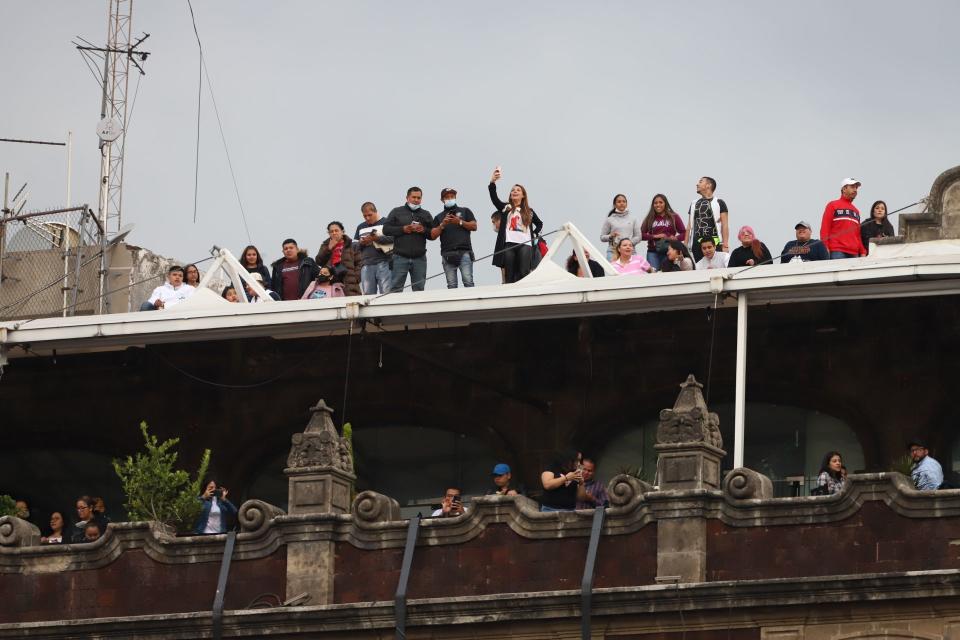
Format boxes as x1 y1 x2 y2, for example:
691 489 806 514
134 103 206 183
287 399 353 473
656 375 723 449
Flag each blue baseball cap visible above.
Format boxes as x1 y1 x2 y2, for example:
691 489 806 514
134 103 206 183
492 463 511 476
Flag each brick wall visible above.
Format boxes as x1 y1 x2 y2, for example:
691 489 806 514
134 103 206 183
0 548 287 623
334 523 657 603
707 502 960 581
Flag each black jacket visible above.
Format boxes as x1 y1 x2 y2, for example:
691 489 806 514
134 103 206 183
382 205 435 258
270 252 320 300
860 218 895 255
729 243 773 268
489 182 543 268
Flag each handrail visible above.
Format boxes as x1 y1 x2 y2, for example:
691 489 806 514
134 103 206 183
581 506 606 640
212 530 237 640
394 513 421 640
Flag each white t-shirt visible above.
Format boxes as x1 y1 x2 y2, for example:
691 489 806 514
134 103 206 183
203 499 222 534
696 252 730 270
504 207 531 245
147 282 195 308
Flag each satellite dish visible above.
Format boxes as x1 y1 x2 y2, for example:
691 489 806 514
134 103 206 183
96 117 122 142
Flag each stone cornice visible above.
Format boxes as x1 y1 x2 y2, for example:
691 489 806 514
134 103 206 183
0 570 957 638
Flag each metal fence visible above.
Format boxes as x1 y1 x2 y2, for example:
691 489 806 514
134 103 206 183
0 206 105 321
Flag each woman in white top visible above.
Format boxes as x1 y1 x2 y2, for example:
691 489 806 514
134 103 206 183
194 480 238 534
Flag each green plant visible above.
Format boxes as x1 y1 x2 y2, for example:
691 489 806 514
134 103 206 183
0 495 17 518
890 454 914 477
112 421 211 532
342 422 354 468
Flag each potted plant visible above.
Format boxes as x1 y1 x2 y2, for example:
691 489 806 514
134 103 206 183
113 422 211 535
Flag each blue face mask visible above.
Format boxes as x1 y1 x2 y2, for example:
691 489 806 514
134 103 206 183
444 199 457 208
408 203 420 210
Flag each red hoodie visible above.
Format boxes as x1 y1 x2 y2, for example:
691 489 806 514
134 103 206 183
820 196 865 256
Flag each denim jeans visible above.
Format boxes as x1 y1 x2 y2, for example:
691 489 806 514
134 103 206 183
646 251 663 271
139 301 156 311
361 261 392 295
442 253 474 288
540 505 573 513
830 251 856 260
390 255 427 292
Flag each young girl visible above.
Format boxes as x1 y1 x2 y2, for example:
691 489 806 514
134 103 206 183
660 239 694 272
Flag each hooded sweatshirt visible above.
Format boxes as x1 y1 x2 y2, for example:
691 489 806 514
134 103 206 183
600 210 642 250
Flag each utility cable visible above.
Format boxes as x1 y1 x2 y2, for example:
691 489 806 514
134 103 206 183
367 228 562 302
150 330 331 389
186 0 203 225
185 0 252 242
725 198 925 279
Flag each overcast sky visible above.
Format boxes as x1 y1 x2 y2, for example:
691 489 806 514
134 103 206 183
3 1 958 287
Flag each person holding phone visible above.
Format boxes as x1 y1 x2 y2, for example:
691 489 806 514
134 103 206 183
540 449 587 512
194 479 238 534
430 187 478 288
430 487 466 517
489 167 544 284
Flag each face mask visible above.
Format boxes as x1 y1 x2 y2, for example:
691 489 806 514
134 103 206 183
408 203 420 210
444 199 457 208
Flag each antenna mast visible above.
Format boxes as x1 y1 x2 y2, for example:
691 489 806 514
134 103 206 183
76 0 150 239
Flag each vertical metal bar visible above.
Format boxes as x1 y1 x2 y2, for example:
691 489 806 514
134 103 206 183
211 529 237 640
734 292 748 468
0 173 8 303
395 514 421 640
581 505 606 640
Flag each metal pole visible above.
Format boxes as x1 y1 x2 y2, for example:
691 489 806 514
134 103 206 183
62 131 73 317
0 173 8 302
581 505 606 640
394 514 421 640
734 292 748 468
211 529 237 640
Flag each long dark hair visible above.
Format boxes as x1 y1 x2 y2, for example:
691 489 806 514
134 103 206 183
819 451 843 480
507 184 533 228
607 193 628 217
869 200 895 234
183 263 201 286
641 194 677 235
241 245 264 268
661 239 694 272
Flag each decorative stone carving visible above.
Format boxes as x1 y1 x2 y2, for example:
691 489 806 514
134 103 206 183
657 375 722 448
0 516 40 547
285 399 356 516
352 491 401 524
654 375 726 492
889 164 960 243
238 499 286 534
723 467 773 500
607 474 653 508
287 399 354 473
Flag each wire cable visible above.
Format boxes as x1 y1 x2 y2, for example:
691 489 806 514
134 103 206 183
185 0 252 242
149 330 331 389
367 228 562 302
186 0 203 225
725 198 925 279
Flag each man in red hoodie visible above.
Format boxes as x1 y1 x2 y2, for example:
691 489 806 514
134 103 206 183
820 178 866 259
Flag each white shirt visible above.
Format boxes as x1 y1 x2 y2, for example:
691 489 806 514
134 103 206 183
147 282 195 308
504 207 531 245
696 251 730 270
204 498 222 534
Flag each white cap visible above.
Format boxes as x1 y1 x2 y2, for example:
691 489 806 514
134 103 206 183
841 178 861 187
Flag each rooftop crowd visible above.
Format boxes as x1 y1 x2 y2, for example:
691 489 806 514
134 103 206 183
139 170 897 310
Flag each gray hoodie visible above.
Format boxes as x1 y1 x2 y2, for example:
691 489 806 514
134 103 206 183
600 209 642 249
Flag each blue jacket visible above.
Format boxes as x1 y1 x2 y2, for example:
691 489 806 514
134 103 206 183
193 497 238 534
912 456 944 491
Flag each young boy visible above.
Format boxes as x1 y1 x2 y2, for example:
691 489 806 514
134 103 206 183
695 237 729 270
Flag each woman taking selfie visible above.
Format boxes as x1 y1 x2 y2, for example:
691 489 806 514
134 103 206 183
490 167 544 284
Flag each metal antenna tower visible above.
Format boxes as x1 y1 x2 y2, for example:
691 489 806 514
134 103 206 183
75 0 150 239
